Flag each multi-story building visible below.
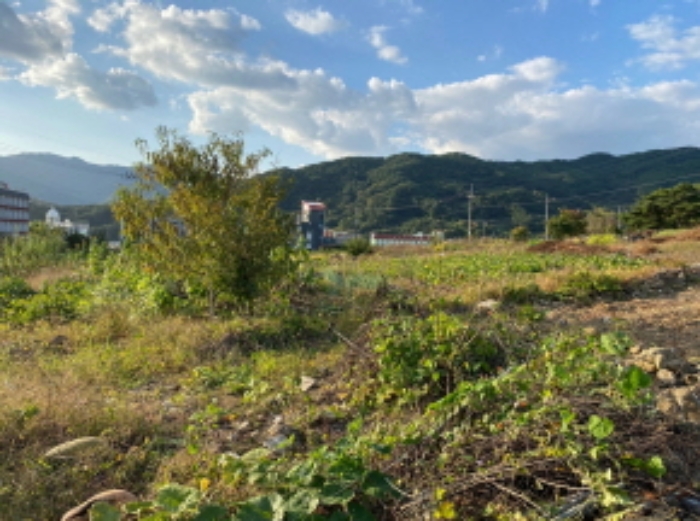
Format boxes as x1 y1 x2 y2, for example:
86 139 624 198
0 182 30 236
299 201 326 250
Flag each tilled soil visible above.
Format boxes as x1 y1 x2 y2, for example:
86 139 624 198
546 281 700 359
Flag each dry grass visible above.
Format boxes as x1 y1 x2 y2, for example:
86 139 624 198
25 264 83 290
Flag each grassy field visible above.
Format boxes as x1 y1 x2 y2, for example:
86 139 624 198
1 233 699 520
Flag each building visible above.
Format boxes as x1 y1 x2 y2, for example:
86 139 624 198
299 201 326 250
46 207 90 236
370 232 443 247
0 182 30 236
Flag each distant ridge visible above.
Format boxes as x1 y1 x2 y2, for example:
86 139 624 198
0 153 132 205
6 147 700 236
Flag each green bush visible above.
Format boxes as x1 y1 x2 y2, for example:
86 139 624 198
510 226 530 242
6 278 88 325
0 231 68 276
558 271 624 301
344 238 373 257
0 277 35 309
371 312 502 402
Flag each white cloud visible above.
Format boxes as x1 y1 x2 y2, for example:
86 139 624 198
628 15 700 70
0 66 12 81
395 0 424 15
535 0 549 13
477 45 503 62
8 0 700 163
0 1 73 62
285 8 342 35
19 53 157 110
367 26 408 64
590 0 601 6
184 52 700 162
92 2 268 87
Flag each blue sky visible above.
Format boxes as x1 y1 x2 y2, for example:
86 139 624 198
2 1 700 168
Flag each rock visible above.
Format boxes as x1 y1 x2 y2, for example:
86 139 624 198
656 369 677 386
656 389 680 417
300 376 318 392
631 347 688 374
656 385 700 423
646 347 687 372
263 416 304 453
61 489 136 521
44 437 108 460
475 299 499 313
629 345 643 355
672 386 700 423
629 356 657 374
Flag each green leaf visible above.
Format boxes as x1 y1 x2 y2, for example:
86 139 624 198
319 484 355 506
362 471 400 499
617 365 653 399
347 501 376 521
89 502 121 521
156 484 200 513
587 415 614 440
284 489 320 515
644 456 667 478
192 504 230 521
234 495 277 521
600 332 630 355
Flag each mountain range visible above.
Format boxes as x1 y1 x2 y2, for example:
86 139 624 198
0 153 132 205
8 147 700 237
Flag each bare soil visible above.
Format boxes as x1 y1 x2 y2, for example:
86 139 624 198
547 276 700 361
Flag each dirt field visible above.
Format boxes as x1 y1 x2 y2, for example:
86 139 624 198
547 269 700 362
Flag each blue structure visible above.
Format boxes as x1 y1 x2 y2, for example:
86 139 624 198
299 201 326 250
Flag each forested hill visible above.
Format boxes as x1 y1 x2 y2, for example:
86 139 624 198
273 147 700 236
20 146 700 238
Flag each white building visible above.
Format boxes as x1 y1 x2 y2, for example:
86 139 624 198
46 207 90 236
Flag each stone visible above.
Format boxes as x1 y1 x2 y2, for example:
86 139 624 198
61 489 137 521
656 389 680 417
475 299 499 313
629 356 657 374
656 369 677 386
263 416 304 453
646 347 686 372
629 345 643 355
672 386 700 423
656 385 700 423
300 376 318 392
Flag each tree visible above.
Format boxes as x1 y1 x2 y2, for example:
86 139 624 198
510 226 530 242
112 127 294 313
624 183 700 231
586 207 618 235
547 209 587 240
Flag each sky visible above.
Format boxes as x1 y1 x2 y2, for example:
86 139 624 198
2 1 700 168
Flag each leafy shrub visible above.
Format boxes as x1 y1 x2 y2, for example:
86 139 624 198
0 277 35 309
501 283 545 304
6 278 88 325
0 231 68 276
548 209 587 240
344 237 373 257
586 233 617 246
510 226 530 242
558 271 624 301
371 312 502 401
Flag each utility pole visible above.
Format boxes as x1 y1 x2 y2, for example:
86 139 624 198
616 206 623 232
467 184 474 240
544 194 551 241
